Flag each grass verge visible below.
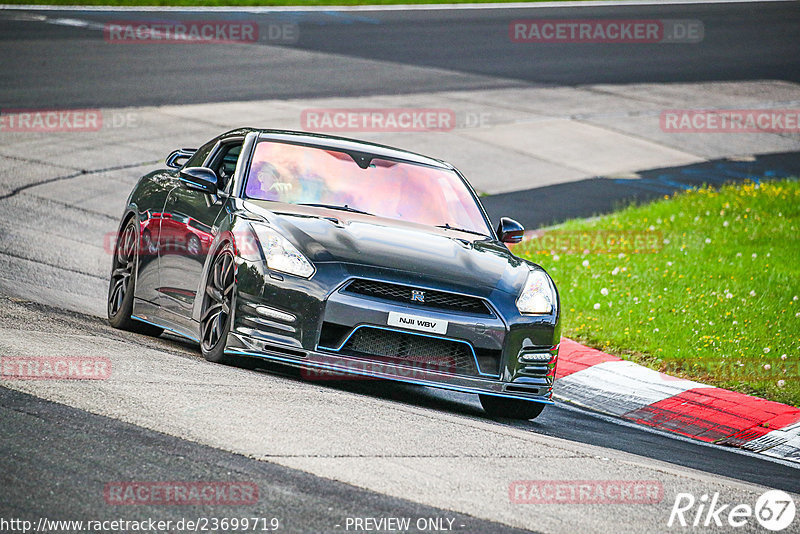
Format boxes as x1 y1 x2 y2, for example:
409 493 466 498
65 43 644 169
515 179 800 407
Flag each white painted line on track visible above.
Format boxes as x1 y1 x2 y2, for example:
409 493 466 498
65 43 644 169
0 0 792 12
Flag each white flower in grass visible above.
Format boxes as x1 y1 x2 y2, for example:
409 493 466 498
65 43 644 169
611 267 620 275
764 347 771 354
752 253 757 259
600 288 609 296
653 328 659 333
666 261 673 267
781 354 787 360
705 238 712 244
794 296 798 301
723 221 729 227
778 380 786 388
618 253 626 259
552 255 560 261
725 292 733 299
582 260 590 267
732 321 738 325
663 238 670 245
593 303 601 310
648 225 655 231
750 290 756 297
736 252 742 257
764 364 771 370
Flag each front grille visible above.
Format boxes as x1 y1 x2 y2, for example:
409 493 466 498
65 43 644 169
339 327 479 376
343 279 491 315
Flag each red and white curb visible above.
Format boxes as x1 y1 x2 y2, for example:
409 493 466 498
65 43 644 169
554 338 800 464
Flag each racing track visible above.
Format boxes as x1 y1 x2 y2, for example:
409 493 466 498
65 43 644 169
1 2 800 533
0 1 799 107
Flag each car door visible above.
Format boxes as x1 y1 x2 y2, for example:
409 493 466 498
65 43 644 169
156 139 243 327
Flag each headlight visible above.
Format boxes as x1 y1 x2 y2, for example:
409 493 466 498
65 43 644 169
516 269 555 315
250 224 315 279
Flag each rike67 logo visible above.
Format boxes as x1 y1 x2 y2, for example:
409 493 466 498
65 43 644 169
668 490 796 531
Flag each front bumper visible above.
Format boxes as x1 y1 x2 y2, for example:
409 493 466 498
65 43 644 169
226 338 554 404
226 259 559 403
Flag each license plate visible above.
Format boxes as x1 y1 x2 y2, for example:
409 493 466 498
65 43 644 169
387 311 448 335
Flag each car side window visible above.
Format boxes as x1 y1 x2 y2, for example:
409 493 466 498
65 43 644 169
209 142 243 191
184 139 216 169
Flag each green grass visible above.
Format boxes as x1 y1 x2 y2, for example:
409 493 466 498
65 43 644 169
1 0 600 5
515 179 800 407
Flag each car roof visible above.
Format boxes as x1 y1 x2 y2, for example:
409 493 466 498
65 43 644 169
222 128 453 170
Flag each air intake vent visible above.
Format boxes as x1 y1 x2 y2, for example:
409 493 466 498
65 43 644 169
339 327 480 376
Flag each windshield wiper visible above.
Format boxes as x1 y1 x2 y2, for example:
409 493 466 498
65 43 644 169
436 224 490 238
298 203 374 216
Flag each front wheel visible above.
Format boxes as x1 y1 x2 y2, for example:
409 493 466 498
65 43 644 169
200 244 236 364
479 395 546 420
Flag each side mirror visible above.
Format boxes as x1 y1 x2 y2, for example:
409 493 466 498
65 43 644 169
179 167 218 195
166 148 197 169
497 217 524 244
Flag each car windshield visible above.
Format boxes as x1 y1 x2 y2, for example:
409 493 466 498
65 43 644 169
244 140 492 236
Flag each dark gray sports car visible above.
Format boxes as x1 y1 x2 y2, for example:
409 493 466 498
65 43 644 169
108 128 560 419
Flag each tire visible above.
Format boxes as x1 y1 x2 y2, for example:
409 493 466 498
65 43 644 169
200 243 236 364
479 394 546 420
107 218 163 337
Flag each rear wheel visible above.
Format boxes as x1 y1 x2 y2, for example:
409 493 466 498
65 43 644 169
479 394 546 420
107 218 163 336
200 244 236 364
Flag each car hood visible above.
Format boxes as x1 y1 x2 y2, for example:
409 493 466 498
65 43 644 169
243 200 530 294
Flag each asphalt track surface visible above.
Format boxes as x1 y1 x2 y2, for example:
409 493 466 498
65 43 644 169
0 2 798 108
1 3 800 533
0 386 528 534
1 298 799 532
2 300 799 495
